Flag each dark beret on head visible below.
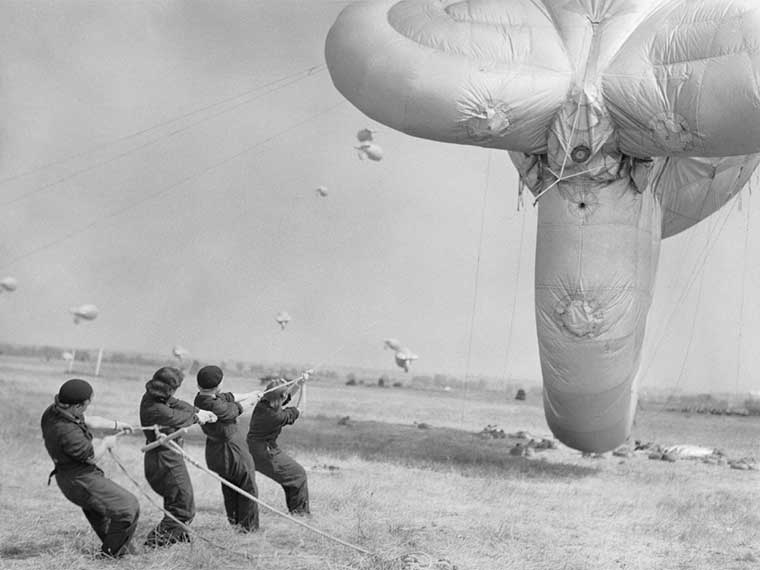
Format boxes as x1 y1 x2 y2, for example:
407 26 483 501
58 378 93 405
197 365 224 389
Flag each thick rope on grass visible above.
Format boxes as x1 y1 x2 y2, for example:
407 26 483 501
163 439 374 556
108 448 256 561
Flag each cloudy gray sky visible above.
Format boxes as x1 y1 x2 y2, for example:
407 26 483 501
1 1 759 394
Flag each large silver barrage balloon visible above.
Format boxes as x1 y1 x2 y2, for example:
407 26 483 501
70 304 99 324
326 0 760 452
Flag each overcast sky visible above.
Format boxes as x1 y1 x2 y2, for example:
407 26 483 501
1 1 759 394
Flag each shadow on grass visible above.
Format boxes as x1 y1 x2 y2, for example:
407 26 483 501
186 414 598 480
0 540 60 560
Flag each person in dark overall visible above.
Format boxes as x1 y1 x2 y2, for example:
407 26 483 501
139 366 217 548
247 375 310 515
193 365 262 532
41 378 140 558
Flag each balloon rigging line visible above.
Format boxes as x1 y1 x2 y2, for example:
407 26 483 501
530 163 604 206
0 63 324 187
659 219 701 298
655 260 706 416
460 150 492 424
734 191 751 394
544 164 604 184
0 99 348 271
644 196 725 347
503 208 527 381
0 65 328 209
0 64 324 195
641 205 731 379
531 93 584 206
646 159 731 341
647 213 714 345
649 189 748 415
640 198 738 382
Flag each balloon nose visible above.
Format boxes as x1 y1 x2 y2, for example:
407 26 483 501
543 375 638 453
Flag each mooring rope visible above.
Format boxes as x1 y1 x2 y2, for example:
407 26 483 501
162 439 374 556
108 449 256 561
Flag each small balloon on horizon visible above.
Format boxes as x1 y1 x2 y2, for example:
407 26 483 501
383 338 417 372
70 304 99 324
394 349 418 373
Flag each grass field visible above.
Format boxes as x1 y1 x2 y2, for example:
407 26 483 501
0 356 758 570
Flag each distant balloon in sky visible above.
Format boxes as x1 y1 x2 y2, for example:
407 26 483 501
70 304 99 324
275 311 291 330
355 142 383 161
394 349 418 373
383 338 417 371
172 345 189 361
326 0 760 453
356 128 375 142
0 277 17 293
315 185 329 197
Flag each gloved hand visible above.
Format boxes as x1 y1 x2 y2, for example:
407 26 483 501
115 421 133 434
195 410 218 424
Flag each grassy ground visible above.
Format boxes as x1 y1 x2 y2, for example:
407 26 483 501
0 356 759 569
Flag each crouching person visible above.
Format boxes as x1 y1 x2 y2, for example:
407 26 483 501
247 376 310 515
41 379 139 558
194 365 262 532
140 367 217 548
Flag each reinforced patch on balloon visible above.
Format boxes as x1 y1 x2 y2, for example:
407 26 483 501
558 187 600 219
648 112 694 152
460 101 512 142
554 295 604 338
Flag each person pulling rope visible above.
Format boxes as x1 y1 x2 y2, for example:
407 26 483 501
108 448 256 561
139 366 218 548
163 438 373 556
